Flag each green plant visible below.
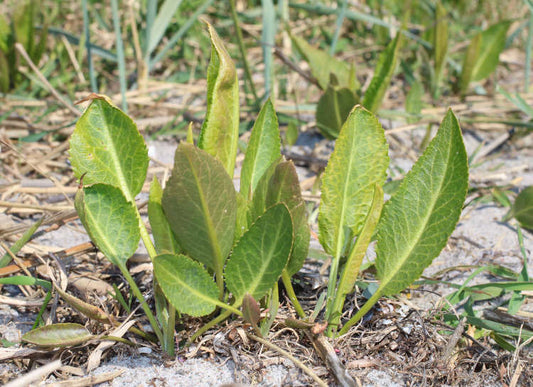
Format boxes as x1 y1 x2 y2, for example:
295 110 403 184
504 186 533 229
0 0 48 93
62 22 309 354
292 31 401 138
313 105 469 337
458 20 511 96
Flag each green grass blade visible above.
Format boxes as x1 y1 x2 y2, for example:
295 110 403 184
0 275 51 290
289 2 431 49
110 0 128 112
149 0 214 71
362 33 401 112
198 22 239 176
0 218 42 268
262 0 276 98
46 27 117 61
329 0 348 55
230 0 258 102
526 6 533 92
82 0 97 92
147 0 184 58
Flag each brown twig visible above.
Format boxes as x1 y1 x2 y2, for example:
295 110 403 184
15 43 81 117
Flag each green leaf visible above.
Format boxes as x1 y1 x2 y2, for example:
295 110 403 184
0 275 50 290
285 121 299 146
54 285 111 324
0 218 42 268
458 33 481 95
362 33 401 112
318 105 389 259
0 50 9 93
331 184 383 326
291 34 359 91
316 82 358 139
240 99 281 199
510 186 533 229
0 14 9 53
22 323 93 347
198 22 239 176
471 21 511 82
75 184 140 267
13 0 35 55
146 0 184 57
405 80 423 124
265 161 310 276
375 109 468 296
148 177 180 254
433 2 448 94
162 143 237 272
225 203 293 303
153 254 220 317
70 98 149 201
248 156 283 224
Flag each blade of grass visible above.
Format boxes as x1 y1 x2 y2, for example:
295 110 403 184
46 27 117 62
110 0 127 112
526 1 533 92
0 219 42 268
147 0 184 57
149 0 215 72
230 0 258 103
289 1 431 49
329 0 348 55
82 0 97 92
262 0 276 99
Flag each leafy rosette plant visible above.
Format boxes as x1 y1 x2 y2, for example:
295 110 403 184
67 22 309 352
313 104 468 337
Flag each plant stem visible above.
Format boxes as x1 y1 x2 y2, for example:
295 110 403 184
229 0 258 103
336 288 382 337
189 309 232 343
281 270 305 318
324 251 341 322
119 263 164 344
162 304 175 356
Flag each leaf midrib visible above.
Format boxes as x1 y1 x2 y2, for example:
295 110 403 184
234 210 287 302
162 261 220 309
97 103 133 203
